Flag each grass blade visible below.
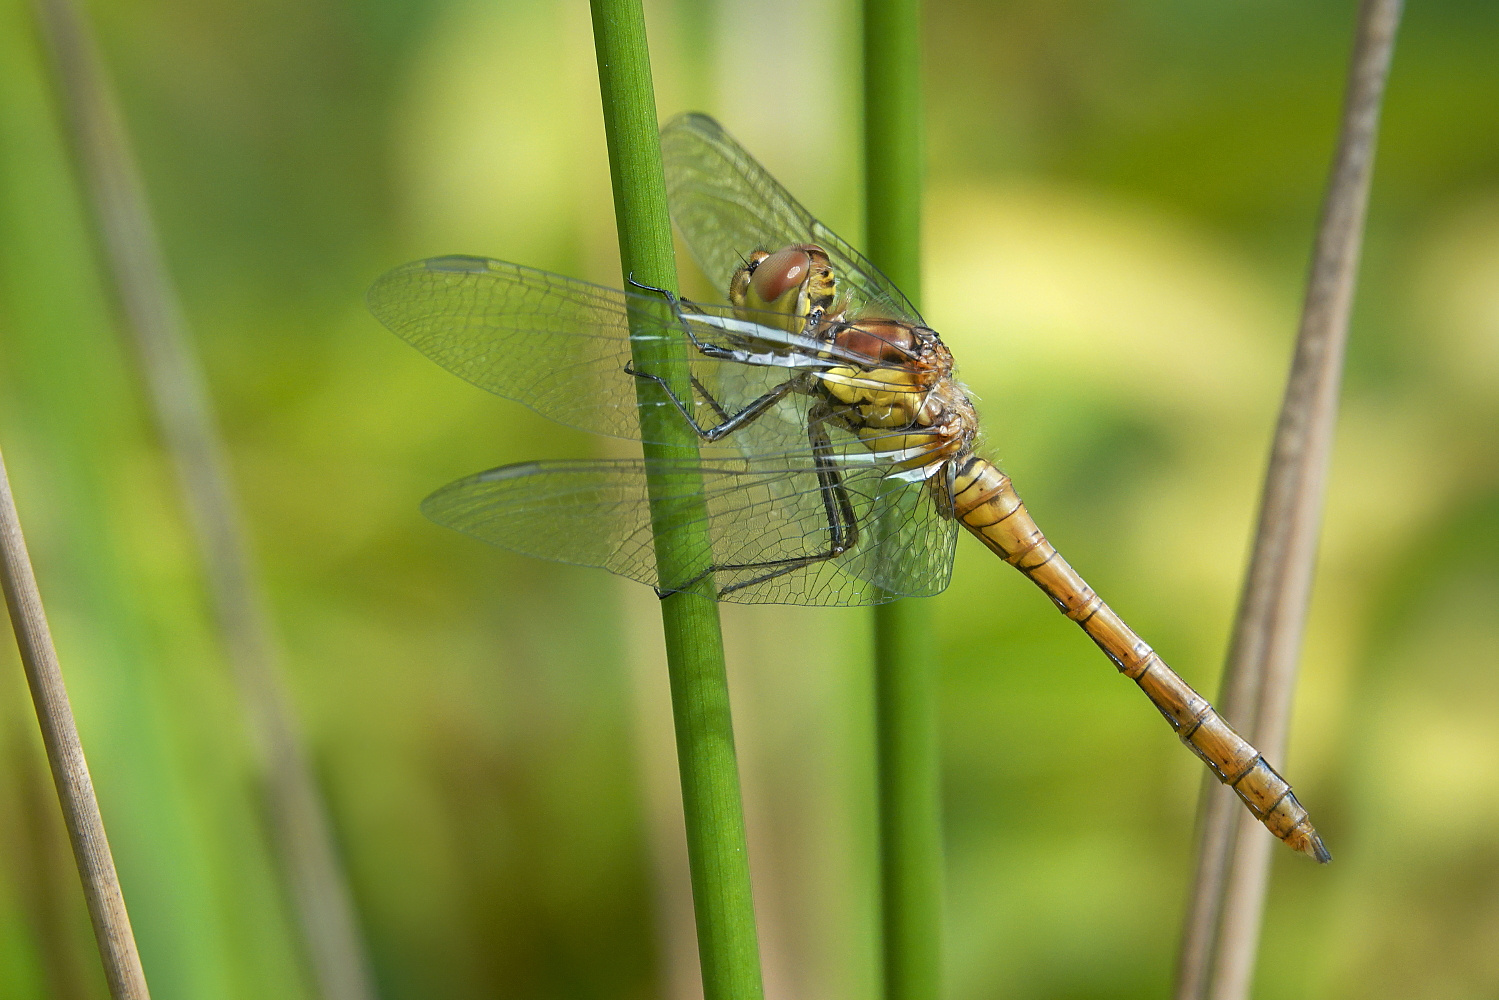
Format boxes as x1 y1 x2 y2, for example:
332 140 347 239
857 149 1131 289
0 445 151 1000
1175 3 1404 998
864 2 942 998
589 4 764 999
27 1 378 996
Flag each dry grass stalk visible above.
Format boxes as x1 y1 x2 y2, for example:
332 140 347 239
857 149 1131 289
1175 2 1404 999
29 1 378 997
0 446 151 1000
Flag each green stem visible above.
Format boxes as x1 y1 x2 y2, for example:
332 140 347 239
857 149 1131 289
864 1 942 999
588 5 764 1000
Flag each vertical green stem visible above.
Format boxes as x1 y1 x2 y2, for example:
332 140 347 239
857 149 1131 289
864 0 924 308
588 5 764 1000
864 2 941 999
871 599 941 1000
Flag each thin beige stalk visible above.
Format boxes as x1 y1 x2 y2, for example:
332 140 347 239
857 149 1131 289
28 2 378 998
1175 2 1403 999
0 446 151 1000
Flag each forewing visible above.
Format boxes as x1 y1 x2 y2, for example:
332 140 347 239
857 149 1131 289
421 456 956 606
661 112 924 325
369 255 823 452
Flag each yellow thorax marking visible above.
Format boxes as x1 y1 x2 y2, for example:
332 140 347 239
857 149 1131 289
821 365 930 426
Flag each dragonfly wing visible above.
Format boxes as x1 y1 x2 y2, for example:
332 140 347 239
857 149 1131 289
369 256 647 440
423 458 663 590
421 456 956 606
661 112 924 325
370 255 847 455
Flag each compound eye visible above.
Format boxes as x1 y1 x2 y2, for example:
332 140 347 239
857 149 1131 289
748 247 812 306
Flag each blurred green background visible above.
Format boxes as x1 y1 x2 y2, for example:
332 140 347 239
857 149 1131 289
0 0 1496 998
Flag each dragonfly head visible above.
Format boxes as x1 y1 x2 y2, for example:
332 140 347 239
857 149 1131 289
730 244 838 335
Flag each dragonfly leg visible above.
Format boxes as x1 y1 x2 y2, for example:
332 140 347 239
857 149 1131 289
691 375 733 423
625 274 778 362
711 408 860 598
808 406 860 554
624 273 675 299
623 363 802 443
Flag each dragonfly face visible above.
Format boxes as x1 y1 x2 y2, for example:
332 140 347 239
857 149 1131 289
368 113 1329 861
730 245 839 333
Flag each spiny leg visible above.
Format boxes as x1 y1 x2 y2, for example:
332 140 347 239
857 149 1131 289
656 410 861 599
808 407 859 555
692 375 732 423
624 363 802 442
622 275 815 441
626 274 744 360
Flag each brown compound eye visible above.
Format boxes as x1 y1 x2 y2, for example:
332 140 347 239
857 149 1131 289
748 247 812 306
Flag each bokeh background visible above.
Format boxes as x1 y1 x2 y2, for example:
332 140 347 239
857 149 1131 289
0 0 1496 998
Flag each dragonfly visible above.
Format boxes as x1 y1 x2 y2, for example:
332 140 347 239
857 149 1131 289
368 112 1330 863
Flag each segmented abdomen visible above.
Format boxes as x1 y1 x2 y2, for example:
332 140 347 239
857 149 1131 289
948 455 1329 862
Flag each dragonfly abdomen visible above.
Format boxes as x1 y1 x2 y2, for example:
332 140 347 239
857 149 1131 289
947 454 1330 863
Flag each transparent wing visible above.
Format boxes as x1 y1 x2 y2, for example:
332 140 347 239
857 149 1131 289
661 112 923 325
369 254 932 462
422 455 957 606
370 255 844 455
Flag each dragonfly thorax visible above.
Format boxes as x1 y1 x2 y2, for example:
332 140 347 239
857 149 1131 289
730 242 980 477
833 316 920 364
